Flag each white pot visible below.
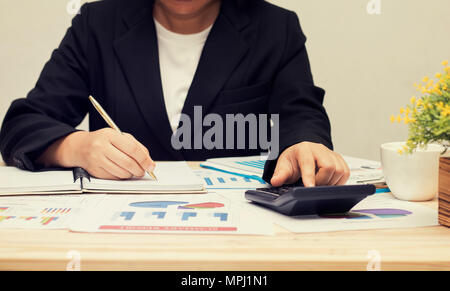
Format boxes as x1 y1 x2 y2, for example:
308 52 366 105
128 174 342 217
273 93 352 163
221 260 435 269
380 142 444 201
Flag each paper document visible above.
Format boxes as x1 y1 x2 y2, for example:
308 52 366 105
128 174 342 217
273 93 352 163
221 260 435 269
0 195 104 229
343 156 384 185
256 193 438 233
70 193 273 235
204 156 266 175
194 169 267 189
84 162 205 193
214 190 437 233
202 155 385 185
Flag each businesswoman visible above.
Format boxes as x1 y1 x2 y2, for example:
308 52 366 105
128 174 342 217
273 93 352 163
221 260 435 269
0 0 350 186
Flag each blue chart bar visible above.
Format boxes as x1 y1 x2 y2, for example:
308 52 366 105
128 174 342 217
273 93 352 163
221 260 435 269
213 213 228 221
152 212 166 219
236 160 265 169
120 212 135 221
244 178 251 182
204 178 213 186
181 212 197 221
218 177 225 183
230 177 237 181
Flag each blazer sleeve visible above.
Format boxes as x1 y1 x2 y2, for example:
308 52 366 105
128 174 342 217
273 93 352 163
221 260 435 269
262 11 333 183
0 4 91 171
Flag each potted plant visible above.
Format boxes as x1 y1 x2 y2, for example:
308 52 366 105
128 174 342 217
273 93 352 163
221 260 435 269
387 60 449 226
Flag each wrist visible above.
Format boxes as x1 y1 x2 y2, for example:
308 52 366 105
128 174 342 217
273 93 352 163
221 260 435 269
57 131 88 167
37 131 87 168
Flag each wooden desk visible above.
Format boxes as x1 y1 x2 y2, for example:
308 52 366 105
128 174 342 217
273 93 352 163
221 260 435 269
0 162 449 271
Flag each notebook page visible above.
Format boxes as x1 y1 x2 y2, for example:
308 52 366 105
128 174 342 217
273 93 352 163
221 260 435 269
83 162 205 192
0 167 80 195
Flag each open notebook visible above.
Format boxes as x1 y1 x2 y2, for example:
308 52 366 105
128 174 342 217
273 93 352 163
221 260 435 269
0 162 206 196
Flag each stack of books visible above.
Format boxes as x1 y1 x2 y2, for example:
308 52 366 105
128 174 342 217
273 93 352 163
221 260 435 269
439 158 450 227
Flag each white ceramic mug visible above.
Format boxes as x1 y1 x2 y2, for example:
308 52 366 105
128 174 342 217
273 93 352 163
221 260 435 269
380 142 443 201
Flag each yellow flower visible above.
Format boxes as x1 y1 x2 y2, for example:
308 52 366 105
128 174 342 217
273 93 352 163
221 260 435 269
443 60 449 66
436 73 442 79
405 107 411 115
441 106 450 117
396 115 402 123
410 96 416 104
416 99 423 107
397 149 403 155
432 88 443 95
390 115 395 123
400 107 405 114
422 76 429 83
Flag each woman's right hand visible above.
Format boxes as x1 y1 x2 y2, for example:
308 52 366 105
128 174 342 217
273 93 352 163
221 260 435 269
37 128 155 180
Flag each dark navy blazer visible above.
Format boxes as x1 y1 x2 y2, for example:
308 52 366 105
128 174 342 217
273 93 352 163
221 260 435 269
0 0 332 182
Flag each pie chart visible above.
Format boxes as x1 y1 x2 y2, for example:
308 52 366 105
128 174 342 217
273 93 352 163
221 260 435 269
129 201 224 209
178 202 224 209
129 201 187 208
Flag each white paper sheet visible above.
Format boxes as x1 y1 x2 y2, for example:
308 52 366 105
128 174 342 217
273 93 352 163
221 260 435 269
202 155 385 185
0 167 80 195
237 192 438 233
194 169 267 189
343 156 385 185
84 162 205 193
0 195 104 229
70 192 274 235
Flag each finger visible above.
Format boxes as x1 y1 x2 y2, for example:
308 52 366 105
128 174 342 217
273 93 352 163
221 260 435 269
90 167 120 180
271 156 298 187
104 144 145 177
101 155 134 180
296 147 316 187
335 154 351 185
328 154 345 186
314 150 336 186
124 133 155 172
134 139 156 172
110 133 153 172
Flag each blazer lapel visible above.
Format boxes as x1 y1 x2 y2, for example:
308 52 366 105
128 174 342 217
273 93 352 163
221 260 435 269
180 0 250 122
113 0 250 159
113 3 184 160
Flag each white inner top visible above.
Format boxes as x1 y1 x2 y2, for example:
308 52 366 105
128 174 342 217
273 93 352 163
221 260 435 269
155 19 212 132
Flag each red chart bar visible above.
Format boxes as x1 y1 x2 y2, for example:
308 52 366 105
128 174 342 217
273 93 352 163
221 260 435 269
99 225 238 232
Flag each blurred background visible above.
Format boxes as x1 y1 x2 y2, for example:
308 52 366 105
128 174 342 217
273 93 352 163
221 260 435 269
0 0 449 162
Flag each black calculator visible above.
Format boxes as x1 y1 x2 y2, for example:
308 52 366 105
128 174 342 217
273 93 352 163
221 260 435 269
245 184 376 216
